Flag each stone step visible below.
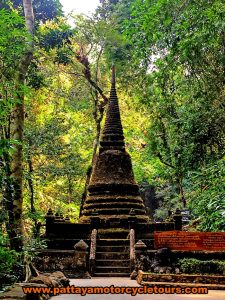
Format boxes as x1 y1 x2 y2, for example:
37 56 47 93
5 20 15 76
83 202 144 209
96 245 129 252
98 229 130 239
83 215 149 225
83 208 146 216
86 195 142 202
96 259 130 267
86 198 143 204
97 239 129 245
96 252 129 260
95 266 130 273
87 184 140 196
93 273 130 277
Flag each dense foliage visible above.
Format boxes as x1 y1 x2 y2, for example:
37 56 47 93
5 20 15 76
122 0 225 226
178 258 225 275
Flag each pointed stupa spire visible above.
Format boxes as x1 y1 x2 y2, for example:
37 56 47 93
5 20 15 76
99 65 125 152
111 64 116 87
79 66 148 224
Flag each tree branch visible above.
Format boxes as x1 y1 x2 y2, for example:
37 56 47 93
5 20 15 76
157 152 175 169
75 51 108 106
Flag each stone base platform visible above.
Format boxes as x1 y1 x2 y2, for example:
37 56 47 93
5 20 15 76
137 270 225 290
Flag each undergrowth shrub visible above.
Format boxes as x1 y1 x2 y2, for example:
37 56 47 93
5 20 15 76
178 258 225 275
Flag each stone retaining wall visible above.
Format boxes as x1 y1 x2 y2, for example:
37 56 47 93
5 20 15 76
137 270 225 286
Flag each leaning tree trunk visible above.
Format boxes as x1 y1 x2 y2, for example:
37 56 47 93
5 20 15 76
76 51 108 217
9 0 34 251
79 92 106 218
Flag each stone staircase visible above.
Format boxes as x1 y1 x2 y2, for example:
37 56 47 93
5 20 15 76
94 229 130 277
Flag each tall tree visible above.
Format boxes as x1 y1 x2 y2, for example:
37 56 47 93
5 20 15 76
122 0 225 207
9 0 35 251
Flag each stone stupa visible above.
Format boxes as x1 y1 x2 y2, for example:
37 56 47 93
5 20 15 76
79 66 149 225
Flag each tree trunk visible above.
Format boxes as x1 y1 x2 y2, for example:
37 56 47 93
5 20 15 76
79 99 106 218
77 51 108 217
23 0 35 34
9 0 34 251
27 140 39 238
176 176 186 208
27 141 35 214
1 124 15 245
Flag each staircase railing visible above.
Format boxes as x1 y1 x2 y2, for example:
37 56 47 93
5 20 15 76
89 228 97 276
130 228 135 272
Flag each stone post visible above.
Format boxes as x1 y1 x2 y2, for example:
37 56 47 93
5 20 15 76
134 240 148 271
89 229 97 276
74 240 91 278
130 229 135 272
173 208 182 231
